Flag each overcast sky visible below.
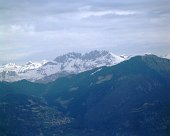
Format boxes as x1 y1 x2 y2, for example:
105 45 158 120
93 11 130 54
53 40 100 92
0 0 170 64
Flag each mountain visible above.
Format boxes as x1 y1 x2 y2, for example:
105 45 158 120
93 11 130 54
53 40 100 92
0 61 46 82
0 50 126 83
0 55 170 136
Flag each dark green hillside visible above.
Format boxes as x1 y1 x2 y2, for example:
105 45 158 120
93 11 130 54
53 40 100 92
0 55 170 136
0 80 46 96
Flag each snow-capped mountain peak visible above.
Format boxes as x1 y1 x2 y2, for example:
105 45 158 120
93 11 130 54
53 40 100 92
41 60 48 65
54 52 82 63
0 50 127 83
4 63 19 68
26 61 33 65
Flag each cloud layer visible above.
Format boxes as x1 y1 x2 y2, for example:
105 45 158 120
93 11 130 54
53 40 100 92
0 0 170 63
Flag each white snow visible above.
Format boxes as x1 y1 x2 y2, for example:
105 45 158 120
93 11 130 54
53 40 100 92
0 51 127 82
91 68 102 75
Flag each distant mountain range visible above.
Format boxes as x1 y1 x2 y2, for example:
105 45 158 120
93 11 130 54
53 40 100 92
0 54 170 136
0 50 128 83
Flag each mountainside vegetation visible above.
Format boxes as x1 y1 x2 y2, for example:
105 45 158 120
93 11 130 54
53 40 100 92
0 55 170 136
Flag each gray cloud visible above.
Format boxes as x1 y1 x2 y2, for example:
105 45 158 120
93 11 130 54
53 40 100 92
0 0 170 63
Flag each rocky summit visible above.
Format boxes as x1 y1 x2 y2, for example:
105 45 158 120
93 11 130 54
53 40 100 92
0 50 126 83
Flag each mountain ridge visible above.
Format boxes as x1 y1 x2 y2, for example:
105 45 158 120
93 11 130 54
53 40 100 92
0 55 170 136
0 50 126 83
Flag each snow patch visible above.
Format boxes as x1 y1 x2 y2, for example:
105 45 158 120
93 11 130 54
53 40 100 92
91 68 102 75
